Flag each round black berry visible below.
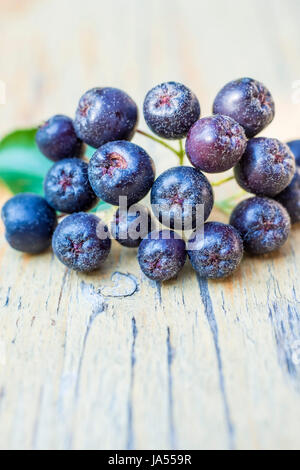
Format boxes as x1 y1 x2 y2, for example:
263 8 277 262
213 78 275 138
150 166 214 230
138 230 186 281
52 212 111 272
36 115 83 162
143 82 200 140
234 138 296 197
1 193 57 254
74 87 138 149
275 168 300 224
44 158 98 214
188 222 243 279
111 204 155 248
88 141 155 206
287 140 300 166
185 115 247 173
230 197 291 255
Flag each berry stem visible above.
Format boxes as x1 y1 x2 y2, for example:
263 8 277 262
136 129 181 158
215 191 246 215
137 128 244 215
178 140 185 166
211 175 235 187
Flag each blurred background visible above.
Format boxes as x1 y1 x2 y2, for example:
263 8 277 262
1 0 299 142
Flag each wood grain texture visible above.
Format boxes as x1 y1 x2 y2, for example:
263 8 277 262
0 0 300 450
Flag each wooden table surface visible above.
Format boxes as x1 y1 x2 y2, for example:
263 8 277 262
0 0 300 450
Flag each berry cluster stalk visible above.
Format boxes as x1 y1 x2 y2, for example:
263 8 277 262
137 128 242 214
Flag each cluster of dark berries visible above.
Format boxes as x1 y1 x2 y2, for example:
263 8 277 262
1 79 299 282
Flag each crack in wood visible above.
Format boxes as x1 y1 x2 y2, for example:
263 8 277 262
197 275 236 450
167 326 176 449
75 283 107 398
269 301 300 388
100 272 138 298
4 287 11 307
56 270 69 316
267 267 300 388
126 317 137 450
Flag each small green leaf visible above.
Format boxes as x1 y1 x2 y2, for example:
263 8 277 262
0 128 52 194
0 127 111 213
215 192 246 215
90 200 112 212
85 144 96 159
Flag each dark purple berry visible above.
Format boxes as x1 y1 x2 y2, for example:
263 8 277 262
138 230 186 281
1 193 57 254
213 78 275 138
44 158 98 214
185 115 247 173
234 137 296 197
143 82 200 140
230 197 291 255
150 166 214 230
111 204 155 248
36 115 83 162
74 87 138 149
287 140 300 166
188 222 243 279
52 212 111 272
275 168 300 224
88 141 155 206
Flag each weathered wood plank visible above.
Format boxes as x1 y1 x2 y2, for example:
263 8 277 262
0 0 300 450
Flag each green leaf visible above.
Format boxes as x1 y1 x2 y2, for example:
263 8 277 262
85 144 96 159
214 200 234 215
90 200 112 212
0 127 111 213
215 192 246 215
0 128 52 194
